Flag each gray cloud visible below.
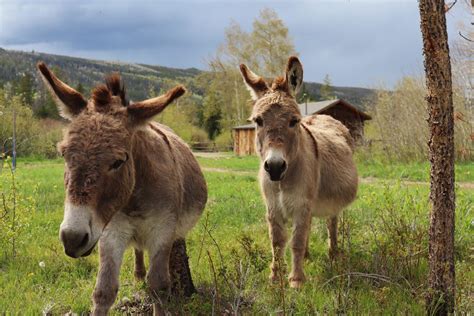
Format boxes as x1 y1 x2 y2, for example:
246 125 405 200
0 0 467 87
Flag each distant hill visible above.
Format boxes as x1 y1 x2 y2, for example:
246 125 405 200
302 82 375 108
0 48 374 107
0 48 201 101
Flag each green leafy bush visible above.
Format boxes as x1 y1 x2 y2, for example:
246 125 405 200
0 90 63 158
214 132 233 152
0 158 35 261
365 76 473 162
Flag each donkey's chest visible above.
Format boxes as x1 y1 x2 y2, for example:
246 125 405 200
275 190 306 219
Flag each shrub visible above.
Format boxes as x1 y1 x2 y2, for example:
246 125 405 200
0 158 35 261
365 76 473 162
214 132 233 152
0 92 64 159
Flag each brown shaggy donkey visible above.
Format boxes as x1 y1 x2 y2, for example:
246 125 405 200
37 63 207 315
239 57 358 288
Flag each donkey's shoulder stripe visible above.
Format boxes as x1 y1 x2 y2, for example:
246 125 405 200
301 123 319 158
149 124 175 161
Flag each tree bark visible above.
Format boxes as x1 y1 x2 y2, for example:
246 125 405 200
169 238 197 297
418 1 456 315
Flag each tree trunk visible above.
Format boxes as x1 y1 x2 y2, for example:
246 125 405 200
169 238 197 297
418 1 456 314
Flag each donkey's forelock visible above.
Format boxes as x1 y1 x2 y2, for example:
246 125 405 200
270 76 290 93
92 73 129 111
252 90 302 121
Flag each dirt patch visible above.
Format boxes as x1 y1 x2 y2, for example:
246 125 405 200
193 152 234 158
201 167 254 176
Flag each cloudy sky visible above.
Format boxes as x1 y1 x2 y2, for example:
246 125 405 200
0 0 470 87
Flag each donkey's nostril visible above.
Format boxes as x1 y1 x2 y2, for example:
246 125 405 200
281 160 287 171
79 233 89 249
264 161 270 172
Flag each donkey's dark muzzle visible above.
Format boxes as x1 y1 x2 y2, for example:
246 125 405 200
60 230 90 258
264 158 287 181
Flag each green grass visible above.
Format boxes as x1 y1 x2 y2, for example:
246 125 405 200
197 154 474 182
197 155 260 172
0 156 473 314
357 159 474 183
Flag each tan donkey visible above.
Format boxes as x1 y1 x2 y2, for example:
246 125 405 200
239 57 358 288
37 63 207 315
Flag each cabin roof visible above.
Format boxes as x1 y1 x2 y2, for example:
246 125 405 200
233 98 371 130
298 99 372 120
233 123 256 130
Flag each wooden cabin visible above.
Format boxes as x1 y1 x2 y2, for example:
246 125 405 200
233 123 256 156
233 99 371 156
299 99 372 142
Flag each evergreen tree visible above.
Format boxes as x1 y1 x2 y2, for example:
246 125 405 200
14 72 35 107
320 74 334 100
202 88 223 140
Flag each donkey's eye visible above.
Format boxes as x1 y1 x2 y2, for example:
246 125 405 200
255 117 263 127
110 153 129 171
110 159 125 170
289 118 299 127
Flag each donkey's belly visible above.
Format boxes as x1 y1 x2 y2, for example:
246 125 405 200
311 198 345 218
125 207 200 252
121 210 176 251
275 185 347 220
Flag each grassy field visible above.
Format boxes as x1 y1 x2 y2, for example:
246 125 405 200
0 155 473 314
196 153 474 182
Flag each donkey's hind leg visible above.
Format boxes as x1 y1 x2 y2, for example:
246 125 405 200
134 248 146 281
304 217 312 259
327 216 338 259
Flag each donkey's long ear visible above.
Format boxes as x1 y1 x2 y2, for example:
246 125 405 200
285 56 303 97
37 62 87 120
127 85 185 124
239 64 268 101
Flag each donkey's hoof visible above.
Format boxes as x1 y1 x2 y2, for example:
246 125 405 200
289 278 304 289
288 275 305 289
269 272 280 284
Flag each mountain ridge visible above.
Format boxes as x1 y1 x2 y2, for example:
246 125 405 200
0 48 374 106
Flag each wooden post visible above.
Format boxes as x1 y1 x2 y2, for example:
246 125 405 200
418 1 456 314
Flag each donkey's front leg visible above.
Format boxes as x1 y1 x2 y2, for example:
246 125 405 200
147 227 176 316
267 209 287 283
289 208 312 288
92 230 129 316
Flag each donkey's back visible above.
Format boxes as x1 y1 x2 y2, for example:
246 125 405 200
304 114 358 215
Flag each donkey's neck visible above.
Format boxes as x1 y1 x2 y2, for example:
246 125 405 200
281 124 318 184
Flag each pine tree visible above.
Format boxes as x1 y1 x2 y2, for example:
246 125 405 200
320 74 334 100
14 72 35 107
203 88 223 140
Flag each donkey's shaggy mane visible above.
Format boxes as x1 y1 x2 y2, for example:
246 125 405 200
106 73 128 106
92 73 129 108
